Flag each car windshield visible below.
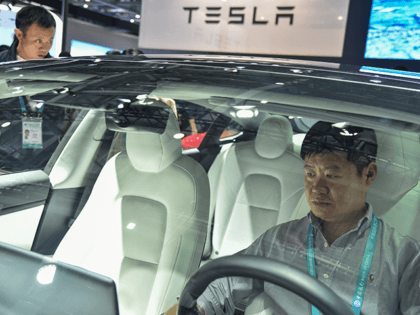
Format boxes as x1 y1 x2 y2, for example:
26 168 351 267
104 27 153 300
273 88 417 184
0 55 419 315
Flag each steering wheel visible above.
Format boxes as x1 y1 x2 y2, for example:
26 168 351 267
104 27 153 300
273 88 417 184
177 255 354 315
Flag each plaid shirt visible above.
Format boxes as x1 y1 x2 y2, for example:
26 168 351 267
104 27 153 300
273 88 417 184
198 205 420 314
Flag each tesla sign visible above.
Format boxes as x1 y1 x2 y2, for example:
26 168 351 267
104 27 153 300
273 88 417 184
139 0 350 57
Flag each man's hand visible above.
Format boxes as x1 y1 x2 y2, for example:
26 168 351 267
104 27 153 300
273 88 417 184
163 302 205 314
163 302 178 315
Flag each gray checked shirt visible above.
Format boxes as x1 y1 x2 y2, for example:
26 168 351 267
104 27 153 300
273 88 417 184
197 205 420 315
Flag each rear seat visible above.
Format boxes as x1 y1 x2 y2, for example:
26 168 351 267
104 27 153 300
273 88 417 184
290 130 420 242
204 116 305 260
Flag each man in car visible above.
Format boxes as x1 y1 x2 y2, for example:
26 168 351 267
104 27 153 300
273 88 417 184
165 121 420 314
0 5 55 62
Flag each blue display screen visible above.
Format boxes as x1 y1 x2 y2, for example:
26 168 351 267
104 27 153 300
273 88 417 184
365 0 420 59
360 66 420 79
0 10 16 47
70 40 114 57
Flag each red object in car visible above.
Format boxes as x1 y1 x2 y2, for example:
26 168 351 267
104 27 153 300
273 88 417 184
182 132 207 149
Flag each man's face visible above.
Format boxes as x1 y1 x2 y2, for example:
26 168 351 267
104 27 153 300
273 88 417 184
15 23 55 59
304 151 375 223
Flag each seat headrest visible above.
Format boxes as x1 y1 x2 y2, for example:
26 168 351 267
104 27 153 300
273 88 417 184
126 112 182 173
369 130 420 202
255 116 293 159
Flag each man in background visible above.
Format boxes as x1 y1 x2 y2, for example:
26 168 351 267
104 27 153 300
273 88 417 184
0 5 55 62
0 5 76 174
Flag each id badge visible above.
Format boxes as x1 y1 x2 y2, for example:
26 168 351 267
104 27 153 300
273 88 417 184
22 117 43 148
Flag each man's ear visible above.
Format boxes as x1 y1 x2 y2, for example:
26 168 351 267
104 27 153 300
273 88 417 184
14 28 24 41
365 162 378 187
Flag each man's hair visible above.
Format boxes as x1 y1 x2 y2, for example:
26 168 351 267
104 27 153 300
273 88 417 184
16 5 56 35
300 121 378 176
122 48 144 55
59 51 71 57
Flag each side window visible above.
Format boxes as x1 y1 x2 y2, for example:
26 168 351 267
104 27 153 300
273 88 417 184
0 99 80 174
179 103 243 149
219 121 243 142
104 99 245 155
291 117 318 133
107 132 126 160
178 101 212 150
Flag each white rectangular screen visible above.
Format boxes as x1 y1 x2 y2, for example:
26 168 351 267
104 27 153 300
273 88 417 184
139 0 350 57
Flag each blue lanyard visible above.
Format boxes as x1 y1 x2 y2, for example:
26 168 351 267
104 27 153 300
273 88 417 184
18 96 44 116
306 224 320 315
306 213 379 315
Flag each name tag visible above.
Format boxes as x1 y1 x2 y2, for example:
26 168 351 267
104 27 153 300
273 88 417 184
22 117 43 149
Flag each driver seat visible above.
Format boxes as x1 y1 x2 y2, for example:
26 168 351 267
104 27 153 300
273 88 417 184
245 293 282 315
245 129 420 314
53 112 210 315
208 115 305 259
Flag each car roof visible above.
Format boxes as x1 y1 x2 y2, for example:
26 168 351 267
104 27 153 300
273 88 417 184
1 54 420 133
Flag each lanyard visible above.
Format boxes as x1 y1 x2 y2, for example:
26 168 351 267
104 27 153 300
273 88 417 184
19 96 44 116
306 213 379 315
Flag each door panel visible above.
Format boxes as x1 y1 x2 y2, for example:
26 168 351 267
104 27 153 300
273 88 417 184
31 187 85 255
0 205 43 250
0 170 50 211
0 170 51 249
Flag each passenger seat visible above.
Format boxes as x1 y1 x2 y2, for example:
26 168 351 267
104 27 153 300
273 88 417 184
53 110 210 315
207 115 305 259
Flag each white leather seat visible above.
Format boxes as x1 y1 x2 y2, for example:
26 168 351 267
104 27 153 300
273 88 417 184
245 293 281 315
53 112 210 315
207 116 305 259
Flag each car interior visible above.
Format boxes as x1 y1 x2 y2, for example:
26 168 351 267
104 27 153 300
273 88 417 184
22 111 420 313
0 58 420 314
